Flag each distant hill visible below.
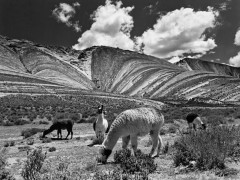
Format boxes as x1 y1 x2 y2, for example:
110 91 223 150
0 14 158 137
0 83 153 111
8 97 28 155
176 58 240 78
0 35 240 102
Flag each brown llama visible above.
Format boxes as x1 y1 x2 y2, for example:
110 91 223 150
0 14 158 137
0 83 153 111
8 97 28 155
42 119 74 139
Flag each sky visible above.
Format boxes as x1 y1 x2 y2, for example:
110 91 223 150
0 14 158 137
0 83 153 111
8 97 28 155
0 0 240 66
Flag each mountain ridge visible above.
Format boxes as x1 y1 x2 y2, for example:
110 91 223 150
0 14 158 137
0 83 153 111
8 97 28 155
0 35 240 102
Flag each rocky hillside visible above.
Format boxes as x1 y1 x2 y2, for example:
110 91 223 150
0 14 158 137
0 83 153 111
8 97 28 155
0 35 240 102
176 58 240 78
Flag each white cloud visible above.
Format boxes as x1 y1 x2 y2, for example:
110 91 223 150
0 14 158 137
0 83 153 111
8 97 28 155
73 0 134 50
234 29 240 46
136 7 218 59
52 3 81 32
229 28 240 67
73 2 80 7
229 52 240 67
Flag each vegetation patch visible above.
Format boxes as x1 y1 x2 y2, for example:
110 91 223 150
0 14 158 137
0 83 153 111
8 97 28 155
173 126 240 171
21 128 44 139
114 149 157 174
0 148 15 180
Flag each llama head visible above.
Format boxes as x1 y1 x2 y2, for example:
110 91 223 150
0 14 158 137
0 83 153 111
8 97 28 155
97 146 112 164
42 129 49 138
97 105 104 114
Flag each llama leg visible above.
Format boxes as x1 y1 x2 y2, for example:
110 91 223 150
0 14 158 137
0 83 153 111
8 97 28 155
60 129 62 139
71 130 73 139
149 131 158 157
122 135 130 149
156 135 163 157
57 129 61 139
65 130 70 139
130 135 138 156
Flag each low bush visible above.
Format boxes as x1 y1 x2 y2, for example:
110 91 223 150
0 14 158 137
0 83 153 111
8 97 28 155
48 147 56 152
114 149 157 174
93 169 148 180
168 125 177 133
21 128 44 139
162 141 170 154
21 147 47 180
42 138 52 143
160 128 167 135
0 148 15 180
173 126 240 170
14 119 30 126
3 121 14 126
39 121 49 125
27 139 34 145
3 141 15 147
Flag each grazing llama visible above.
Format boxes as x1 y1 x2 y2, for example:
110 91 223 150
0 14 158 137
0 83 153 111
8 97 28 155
88 105 109 147
186 113 206 130
42 119 74 139
97 107 164 164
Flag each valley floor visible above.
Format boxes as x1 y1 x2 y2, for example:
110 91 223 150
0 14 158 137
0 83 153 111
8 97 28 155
1 123 240 180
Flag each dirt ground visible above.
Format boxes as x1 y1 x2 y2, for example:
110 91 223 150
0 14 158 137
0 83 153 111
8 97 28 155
1 122 240 180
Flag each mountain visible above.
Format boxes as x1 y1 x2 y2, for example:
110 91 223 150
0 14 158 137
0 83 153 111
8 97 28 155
0 35 240 102
176 58 240 78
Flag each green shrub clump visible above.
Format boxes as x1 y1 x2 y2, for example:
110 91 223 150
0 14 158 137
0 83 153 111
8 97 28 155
48 147 56 152
21 147 47 180
114 149 157 175
21 128 44 139
0 148 15 180
173 126 240 170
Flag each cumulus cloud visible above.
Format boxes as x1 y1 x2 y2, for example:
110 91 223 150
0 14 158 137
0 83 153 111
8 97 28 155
136 7 218 59
73 0 134 50
73 2 80 7
229 29 240 67
229 52 240 67
234 29 240 46
52 2 81 32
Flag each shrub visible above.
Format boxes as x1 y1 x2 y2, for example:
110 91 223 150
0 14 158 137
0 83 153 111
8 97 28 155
215 168 239 177
21 128 44 139
3 142 9 147
14 119 30 126
113 149 157 174
160 128 167 135
9 141 15 146
48 147 56 152
162 141 170 154
21 147 47 180
3 140 15 147
41 156 84 180
93 169 148 180
0 148 15 180
42 138 52 143
168 125 177 133
39 120 49 125
27 139 34 145
3 121 14 126
173 126 240 170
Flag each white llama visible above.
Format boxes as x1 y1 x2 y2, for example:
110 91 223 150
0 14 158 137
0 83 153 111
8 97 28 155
88 105 109 147
97 107 164 164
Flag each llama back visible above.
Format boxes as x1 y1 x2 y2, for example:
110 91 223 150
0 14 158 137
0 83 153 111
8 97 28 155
107 107 164 136
52 119 74 128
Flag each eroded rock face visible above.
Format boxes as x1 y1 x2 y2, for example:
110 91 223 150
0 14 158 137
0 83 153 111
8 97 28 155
0 35 240 102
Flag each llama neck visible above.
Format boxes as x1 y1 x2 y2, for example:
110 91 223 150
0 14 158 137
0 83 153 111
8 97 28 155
103 128 121 150
97 113 104 122
44 127 54 136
